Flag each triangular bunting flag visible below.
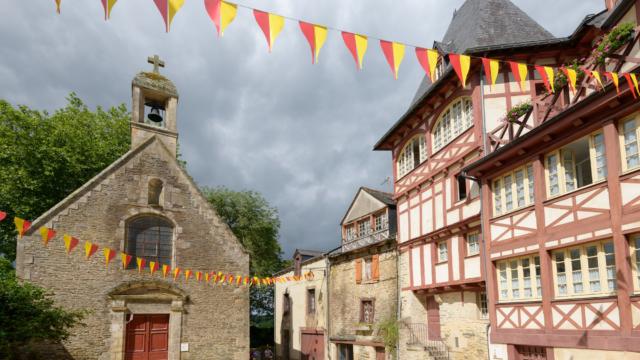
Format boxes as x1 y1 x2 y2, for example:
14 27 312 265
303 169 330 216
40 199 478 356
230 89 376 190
227 274 234 284
588 70 605 90
55 0 61 13
509 61 528 91
121 252 132 269
173 267 181 281
196 271 202 282
14 217 31 239
341 32 367 70
153 0 185 32
380 40 405 80
236 275 242 286
564 67 578 93
104 248 116 266
205 272 211 282
84 241 99 259
299 21 328 64
253 9 284 52
185 269 193 281
482 58 500 88
162 264 171 278
39 227 56 246
624 73 637 99
415 48 439 83
204 0 237 37
631 73 640 97
449 54 470 87
535 65 555 93
63 235 79 254
605 72 620 94
136 257 146 273
149 261 159 275
0 211 6 221
101 0 117 20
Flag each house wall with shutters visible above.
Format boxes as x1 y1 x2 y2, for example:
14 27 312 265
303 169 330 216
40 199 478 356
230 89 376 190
328 241 397 357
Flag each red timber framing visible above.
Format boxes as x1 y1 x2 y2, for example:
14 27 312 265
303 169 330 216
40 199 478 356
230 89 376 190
465 1 640 349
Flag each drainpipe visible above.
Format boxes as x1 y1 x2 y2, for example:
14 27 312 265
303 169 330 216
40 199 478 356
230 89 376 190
395 243 401 360
325 254 332 360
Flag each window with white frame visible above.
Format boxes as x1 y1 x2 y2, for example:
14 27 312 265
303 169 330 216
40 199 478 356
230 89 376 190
466 232 480 256
437 241 448 262
497 255 541 301
345 225 355 241
493 164 535 216
478 291 488 319
630 235 640 291
552 240 616 298
546 132 607 197
397 134 427 178
358 219 370 237
622 117 640 171
433 98 473 152
374 212 387 232
363 257 372 281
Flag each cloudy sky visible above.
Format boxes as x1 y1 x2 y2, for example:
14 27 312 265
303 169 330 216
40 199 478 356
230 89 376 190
1 0 603 257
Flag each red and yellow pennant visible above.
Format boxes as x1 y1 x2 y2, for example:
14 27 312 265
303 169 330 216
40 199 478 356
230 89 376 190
449 54 470 87
185 269 193 281
104 248 116 266
0 211 6 221
631 73 640 97
380 40 405 80
152 0 185 32
84 241 99 259
624 73 639 99
415 48 439 83
204 0 237 37
509 61 528 91
63 235 79 254
253 10 284 52
299 21 328 64
55 0 61 13
605 72 620 94
162 264 171 278
101 0 117 20
535 65 555 93
39 227 56 246
121 252 132 269
173 267 181 281
563 67 578 93
136 257 146 273
14 217 31 239
149 261 159 275
482 58 500 88
587 70 605 90
205 272 211 282
342 32 367 70
236 275 242 286
196 271 203 282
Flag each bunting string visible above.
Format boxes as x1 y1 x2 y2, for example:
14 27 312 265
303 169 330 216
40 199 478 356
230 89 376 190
6 213 313 288
49 0 640 91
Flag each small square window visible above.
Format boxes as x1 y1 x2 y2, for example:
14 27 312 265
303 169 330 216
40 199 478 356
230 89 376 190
478 292 488 319
457 175 467 201
466 232 480 256
307 288 316 314
438 241 448 262
360 300 374 323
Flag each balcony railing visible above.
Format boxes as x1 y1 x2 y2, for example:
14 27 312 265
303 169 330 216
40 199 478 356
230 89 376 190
342 225 391 252
405 323 449 360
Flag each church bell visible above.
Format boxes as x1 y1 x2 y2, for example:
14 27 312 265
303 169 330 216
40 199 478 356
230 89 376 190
147 106 164 123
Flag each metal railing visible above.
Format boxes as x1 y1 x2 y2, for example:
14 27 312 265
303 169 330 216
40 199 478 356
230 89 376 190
405 323 450 360
342 226 391 252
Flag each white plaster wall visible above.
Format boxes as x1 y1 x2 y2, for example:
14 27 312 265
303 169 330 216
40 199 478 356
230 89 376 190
423 244 433 285
451 236 460 281
411 247 423 286
435 263 448 283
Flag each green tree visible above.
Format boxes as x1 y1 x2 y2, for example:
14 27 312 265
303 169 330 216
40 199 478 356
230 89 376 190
202 186 286 332
0 94 130 260
0 258 85 359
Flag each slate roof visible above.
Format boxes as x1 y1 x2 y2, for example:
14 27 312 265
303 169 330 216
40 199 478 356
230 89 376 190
410 0 554 105
361 187 395 207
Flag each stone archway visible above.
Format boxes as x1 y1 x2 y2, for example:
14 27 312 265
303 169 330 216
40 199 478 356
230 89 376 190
107 280 187 360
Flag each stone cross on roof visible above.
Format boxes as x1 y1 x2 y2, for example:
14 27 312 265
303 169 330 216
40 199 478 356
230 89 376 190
147 54 165 73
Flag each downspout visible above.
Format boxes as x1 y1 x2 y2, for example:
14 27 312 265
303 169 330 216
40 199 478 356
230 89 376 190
325 254 332 360
395 243 401 360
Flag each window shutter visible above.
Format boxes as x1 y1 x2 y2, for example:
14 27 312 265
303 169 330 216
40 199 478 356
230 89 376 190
372 255 380 281
355 259 362 284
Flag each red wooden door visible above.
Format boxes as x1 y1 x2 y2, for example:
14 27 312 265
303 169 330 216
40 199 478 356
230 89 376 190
300 331 324 360
375 347 385 360
125 314 169 360
426 296 441 340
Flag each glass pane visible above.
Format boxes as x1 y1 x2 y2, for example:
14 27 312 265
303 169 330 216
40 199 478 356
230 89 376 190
127 216 173 267
504 175 513 211
511 260 519 298
494 179 502 215
570 249 583 293
604 242 616 290
516 170 525 207
499 263 508 299
593 133 607 180
624 119 639 169
563 151 576 192
587 245 601 292
548 154 559 195
534 256 541 297
527 164 534 204
555 252 567 295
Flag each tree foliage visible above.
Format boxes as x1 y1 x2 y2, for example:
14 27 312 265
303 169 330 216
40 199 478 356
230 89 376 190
0 258 85 359
0 94 130 260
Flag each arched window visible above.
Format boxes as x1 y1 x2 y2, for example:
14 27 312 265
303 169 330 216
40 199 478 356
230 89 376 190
432 98 473 152
148 178 163 206
397 134 427 178
126 216 173 267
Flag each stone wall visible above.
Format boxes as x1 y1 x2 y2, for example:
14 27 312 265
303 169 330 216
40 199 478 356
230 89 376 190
15 138 250 360
328 242 397 358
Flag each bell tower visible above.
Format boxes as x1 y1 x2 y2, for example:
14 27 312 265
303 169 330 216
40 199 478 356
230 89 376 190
131 55 179 156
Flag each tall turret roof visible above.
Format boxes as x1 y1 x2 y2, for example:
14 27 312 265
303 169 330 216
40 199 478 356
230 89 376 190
411 0 554 104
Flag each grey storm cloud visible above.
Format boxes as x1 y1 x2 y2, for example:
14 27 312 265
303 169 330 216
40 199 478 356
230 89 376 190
0 0 603 257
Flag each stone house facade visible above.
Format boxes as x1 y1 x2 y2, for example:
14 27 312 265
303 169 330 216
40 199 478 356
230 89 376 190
15 59 249 360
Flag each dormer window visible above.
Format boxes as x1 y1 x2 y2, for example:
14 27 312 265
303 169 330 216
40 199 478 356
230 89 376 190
433 97 473 152
345 225 356 241
397 134 427 178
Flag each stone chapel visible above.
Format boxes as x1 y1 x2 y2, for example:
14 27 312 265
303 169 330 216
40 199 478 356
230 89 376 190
15 56 250 360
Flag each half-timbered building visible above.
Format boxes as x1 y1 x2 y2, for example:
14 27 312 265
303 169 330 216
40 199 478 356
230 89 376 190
463 0 640 359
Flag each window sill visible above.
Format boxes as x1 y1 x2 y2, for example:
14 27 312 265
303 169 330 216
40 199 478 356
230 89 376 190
552 292 617 302
544 179 607 204
436 260 448 265
496 298 542 305
465 253 480 259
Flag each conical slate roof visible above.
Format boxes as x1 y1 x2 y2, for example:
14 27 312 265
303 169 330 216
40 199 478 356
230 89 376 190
410 0 554 105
